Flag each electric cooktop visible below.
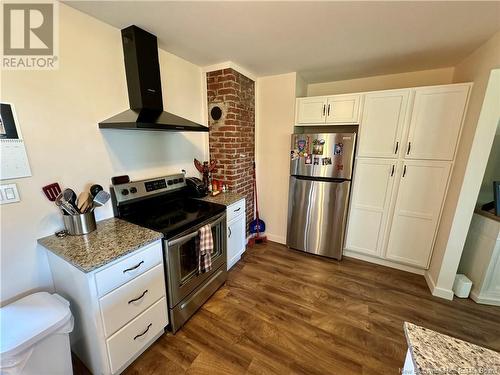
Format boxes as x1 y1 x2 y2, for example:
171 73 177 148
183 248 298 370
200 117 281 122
111 173 225 239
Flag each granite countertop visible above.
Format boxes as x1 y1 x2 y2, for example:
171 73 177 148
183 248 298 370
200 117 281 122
404 322 500 374
197 192 245 206
38 217 163 273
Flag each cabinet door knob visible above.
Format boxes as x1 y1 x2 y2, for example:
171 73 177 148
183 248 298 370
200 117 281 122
327 104 331 116
322 104 326 116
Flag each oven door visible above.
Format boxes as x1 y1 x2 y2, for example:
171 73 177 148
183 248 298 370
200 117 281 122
164 213 226 308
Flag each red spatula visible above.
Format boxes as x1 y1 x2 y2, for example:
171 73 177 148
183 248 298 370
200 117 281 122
42 183 62 201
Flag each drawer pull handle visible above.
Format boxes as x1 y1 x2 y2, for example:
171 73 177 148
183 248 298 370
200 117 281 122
123 261 144 273
133 323 152 340
128 289 148 304
228 227 232 238
234 207 241 212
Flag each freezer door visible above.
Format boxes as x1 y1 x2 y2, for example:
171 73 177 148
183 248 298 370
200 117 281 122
290 133 356 179
286 176 351 260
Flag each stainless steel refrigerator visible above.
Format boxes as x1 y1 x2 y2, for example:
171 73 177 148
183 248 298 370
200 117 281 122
287 132 356 260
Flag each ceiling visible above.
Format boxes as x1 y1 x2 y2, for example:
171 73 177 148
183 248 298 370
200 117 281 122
65 1 500 83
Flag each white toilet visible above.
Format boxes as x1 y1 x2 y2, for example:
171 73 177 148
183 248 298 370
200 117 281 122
0 292 74 375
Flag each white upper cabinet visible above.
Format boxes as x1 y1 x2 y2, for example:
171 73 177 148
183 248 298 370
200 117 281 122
358 90 410 158
296 96 327 124
345 158 397 256
326 94 361 124
404 84 470 161
296 94 361 125
384 160 451 268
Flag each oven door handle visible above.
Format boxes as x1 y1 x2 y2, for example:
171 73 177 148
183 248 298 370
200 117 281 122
168 231 198 247
167 214 225 247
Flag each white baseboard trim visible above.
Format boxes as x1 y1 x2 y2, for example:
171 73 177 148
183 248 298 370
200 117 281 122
343 250 424 275
470 290 500 306
424 271 454 300
265 233 286 245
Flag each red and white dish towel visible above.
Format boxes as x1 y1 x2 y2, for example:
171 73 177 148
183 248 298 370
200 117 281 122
197 225 213 273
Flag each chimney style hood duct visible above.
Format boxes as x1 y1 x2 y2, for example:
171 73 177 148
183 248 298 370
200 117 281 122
99 25 208 132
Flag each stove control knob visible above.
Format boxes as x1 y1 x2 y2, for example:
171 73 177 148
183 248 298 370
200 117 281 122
130 187 137 194
121 189 129 196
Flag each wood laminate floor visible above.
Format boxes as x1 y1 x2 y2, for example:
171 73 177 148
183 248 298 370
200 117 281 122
74 241 500 374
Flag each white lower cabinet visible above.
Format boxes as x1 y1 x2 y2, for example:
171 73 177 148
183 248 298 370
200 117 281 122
346 158 397 257
226 198 246 270
346 159 451 269
107 297 167 374
384 160 451 267
45 240 168 375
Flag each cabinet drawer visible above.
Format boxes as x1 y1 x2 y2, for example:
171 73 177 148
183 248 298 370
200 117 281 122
107 297 167 374
100 264 166 337
227 199 245 222
95 240 162 297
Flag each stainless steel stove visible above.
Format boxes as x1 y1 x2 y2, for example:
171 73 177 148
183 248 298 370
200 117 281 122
111 173 227 333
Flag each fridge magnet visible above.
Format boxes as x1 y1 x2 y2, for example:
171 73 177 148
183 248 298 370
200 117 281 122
291 150 299 160
297 139 306 153
336 164 344 171
313 157 320 165
305 155 312 165
312 139 324 155
334 143 344 156
322 157 332 166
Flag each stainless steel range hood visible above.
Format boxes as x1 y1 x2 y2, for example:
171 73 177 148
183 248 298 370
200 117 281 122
99 25 208 132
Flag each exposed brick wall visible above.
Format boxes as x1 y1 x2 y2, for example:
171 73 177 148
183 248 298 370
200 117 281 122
207 68 255 230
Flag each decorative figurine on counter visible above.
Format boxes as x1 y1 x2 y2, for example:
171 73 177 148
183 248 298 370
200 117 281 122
194 158 217 188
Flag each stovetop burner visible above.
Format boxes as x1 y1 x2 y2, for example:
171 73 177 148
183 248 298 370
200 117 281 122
122 197 225 239
111 173 225 239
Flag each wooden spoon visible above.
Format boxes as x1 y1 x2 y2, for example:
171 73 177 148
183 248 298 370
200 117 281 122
77 191 91 213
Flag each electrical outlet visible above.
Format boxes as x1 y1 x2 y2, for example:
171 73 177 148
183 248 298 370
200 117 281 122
0 183 20 204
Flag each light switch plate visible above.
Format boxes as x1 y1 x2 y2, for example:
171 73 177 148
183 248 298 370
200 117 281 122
0 183 20 204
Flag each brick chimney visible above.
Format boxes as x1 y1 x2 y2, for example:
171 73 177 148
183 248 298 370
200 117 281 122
206 68 255 230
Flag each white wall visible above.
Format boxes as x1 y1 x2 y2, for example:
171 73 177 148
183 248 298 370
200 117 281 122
427 30 500 299
255 73 298 243
306 67 455 96
0 4 207 304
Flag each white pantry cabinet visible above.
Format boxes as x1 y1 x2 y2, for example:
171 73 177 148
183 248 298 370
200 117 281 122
345 158 397 256
343 83 471 271
405 84 470 161
296 94 361 125
384 160 451 268
357 89 410 158
227 198 246 270
45 240 167 375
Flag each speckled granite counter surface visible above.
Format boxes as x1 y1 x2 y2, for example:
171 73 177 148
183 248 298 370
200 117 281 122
404 322 500 374
38 217 163 273
197 192 245 206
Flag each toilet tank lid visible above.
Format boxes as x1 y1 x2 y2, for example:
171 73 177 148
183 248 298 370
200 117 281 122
0 292 73 358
